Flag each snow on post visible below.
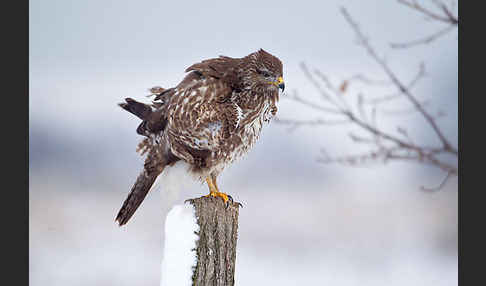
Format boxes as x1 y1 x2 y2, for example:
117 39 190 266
161 196 241 286
160 203 199 286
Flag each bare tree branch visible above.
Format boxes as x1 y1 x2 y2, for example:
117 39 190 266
300 63 345 109
340 7 457 155
378 100 430 116
391 0 457 49
318 145 456 175
344 74 391 87
390 25 456 49
420 171 455 192
397 0 458 24
275 4 458 187
364 62 426 105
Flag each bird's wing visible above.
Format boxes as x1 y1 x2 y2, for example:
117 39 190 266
165 72 241 163
185 56 243 91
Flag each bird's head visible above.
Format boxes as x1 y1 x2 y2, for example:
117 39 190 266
240 49 284 93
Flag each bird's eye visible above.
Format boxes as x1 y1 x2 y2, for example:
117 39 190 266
259 70 271 77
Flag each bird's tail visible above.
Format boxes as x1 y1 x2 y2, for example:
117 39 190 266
115 170 158 226
118 98 153 120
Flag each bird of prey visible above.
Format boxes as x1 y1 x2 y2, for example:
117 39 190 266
115 49 284 226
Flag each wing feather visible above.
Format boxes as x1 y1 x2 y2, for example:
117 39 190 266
165 72 240 164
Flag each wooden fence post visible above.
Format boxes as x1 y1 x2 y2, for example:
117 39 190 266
161 196 241 286
188 196 241 286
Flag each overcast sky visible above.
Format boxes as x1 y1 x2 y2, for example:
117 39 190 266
29 0 457 181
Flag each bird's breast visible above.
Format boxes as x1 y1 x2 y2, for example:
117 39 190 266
222 99 275 163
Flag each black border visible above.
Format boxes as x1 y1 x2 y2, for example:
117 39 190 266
459 0 480 284
3 0 28 284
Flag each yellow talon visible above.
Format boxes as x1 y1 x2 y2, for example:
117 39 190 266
205 177 231 204
207 191 230 203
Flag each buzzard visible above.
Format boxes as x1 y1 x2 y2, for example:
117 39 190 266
115 49 284 226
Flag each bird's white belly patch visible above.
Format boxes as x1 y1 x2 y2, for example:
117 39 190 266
153 161 200 208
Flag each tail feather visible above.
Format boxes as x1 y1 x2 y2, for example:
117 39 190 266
115 170 158 226
118 98 153 120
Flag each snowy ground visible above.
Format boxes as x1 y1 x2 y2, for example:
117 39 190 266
29 172 457 286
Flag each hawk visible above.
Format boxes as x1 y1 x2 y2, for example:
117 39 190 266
115 49 284 226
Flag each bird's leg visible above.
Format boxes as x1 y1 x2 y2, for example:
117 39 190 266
213 177 235 204
205 176 232 206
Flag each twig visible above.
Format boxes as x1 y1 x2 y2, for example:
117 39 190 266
390 25 456 49
340 7 457 155
397 0 458 24
420 171 454 192
364 62 426 105
278 4 457 186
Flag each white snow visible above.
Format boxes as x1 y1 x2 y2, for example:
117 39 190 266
160 203 199 286
153 161 198 210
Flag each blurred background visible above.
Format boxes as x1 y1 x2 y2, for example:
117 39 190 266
29 0 458 285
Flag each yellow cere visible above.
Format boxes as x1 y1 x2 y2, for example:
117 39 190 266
269 77 284 86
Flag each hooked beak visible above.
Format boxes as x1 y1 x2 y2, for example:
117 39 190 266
277 76 285 92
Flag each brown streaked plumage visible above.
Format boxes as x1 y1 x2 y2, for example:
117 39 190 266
115 49 284 226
